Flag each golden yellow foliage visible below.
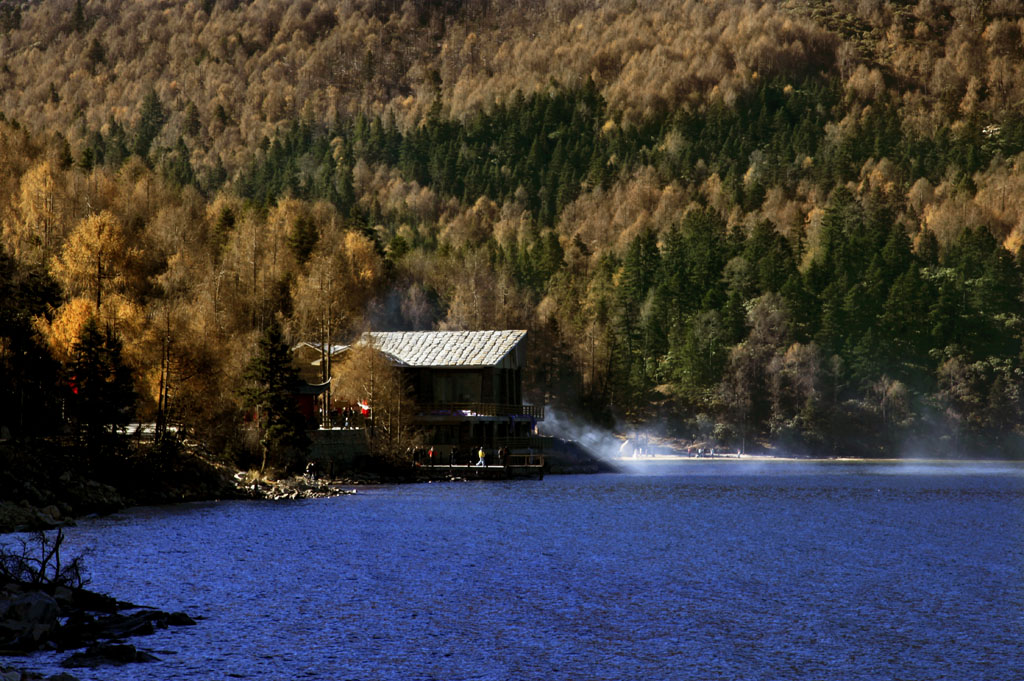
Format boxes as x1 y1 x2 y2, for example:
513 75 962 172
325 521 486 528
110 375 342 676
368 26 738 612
35 293 145 366
50 210 142 310
0 0 841 181
920 184 999 247
332 340 420 459
8 161 74 264
34 297 95 366
440 196 500 250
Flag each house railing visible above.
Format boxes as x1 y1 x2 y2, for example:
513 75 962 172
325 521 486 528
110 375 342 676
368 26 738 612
494 436 548 451
416 403 545 420
505 452 545 468
418 452 545 469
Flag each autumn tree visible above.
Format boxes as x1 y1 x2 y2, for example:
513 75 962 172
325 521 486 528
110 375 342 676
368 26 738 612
50 210 141 312
291 223 385 415
333 339 419 465
9 161 71 264
766 341 827 451
291 250 347 424
219 209 289 330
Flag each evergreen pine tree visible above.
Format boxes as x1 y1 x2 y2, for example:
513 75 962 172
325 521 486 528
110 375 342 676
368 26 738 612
79 146 95 172
163 136 194 187
68 318 136 455
86 38 105 69
71 0 85 32
132 89 165 159
780 272 816 343
916 229 940 267
242 320 310 473
678 207 730 307
671 310 729 395
183 101 201 138
0 249 62 437
536 229 565 288
744 221 797 294
288 215 319 266
336 163 356 217
815 279 848 358
879 265 932 384
613 228 661 407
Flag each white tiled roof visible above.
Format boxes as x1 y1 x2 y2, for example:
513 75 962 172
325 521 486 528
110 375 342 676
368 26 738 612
362 330 527 368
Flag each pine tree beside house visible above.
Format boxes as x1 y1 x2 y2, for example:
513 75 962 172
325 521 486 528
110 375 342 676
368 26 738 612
67 317 136 455
242 320 310 474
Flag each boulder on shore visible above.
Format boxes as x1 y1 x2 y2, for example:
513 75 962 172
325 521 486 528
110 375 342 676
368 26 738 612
61 643 159 668
1 578 195 675
0 591 59 651
1 668 80 681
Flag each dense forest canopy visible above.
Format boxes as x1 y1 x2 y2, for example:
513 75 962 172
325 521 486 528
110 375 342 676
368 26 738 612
2 0 1024 460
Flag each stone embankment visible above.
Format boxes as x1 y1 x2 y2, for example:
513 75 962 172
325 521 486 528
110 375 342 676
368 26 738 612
0 479 122 537
236 472 360 501
0 466 371 534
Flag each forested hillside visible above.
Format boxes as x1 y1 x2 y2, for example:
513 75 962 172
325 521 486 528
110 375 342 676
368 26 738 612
2 0 1024 460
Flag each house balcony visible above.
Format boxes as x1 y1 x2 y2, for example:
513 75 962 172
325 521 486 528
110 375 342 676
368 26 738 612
415 402 545 421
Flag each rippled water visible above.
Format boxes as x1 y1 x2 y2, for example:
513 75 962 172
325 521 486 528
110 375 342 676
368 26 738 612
16 460 1024 681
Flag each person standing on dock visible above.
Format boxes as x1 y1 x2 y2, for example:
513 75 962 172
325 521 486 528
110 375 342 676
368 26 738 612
477 446 486 467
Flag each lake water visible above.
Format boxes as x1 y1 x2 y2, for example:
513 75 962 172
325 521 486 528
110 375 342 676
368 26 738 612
15 459 1024 681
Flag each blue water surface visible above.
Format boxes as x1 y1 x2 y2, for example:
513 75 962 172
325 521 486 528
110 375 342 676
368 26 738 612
16 460 1024 680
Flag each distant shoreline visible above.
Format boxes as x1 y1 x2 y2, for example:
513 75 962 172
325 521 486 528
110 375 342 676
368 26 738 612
612 453 1024 464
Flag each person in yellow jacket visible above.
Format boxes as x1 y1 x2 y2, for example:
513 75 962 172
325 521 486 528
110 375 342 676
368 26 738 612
476 446 486 467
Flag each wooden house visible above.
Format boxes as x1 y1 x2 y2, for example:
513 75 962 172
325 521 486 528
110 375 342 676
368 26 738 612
292 330 608 475
358 330 543 452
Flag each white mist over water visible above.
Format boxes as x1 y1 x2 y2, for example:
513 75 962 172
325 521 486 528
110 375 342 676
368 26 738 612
537 407 1024 478
538 407 628 462
863 460 1024 476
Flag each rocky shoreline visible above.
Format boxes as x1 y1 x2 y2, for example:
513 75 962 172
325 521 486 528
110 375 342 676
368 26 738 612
0 439 249 536
0 453 373 681
1 581 198 676
0 526 200 681
1 438 457 535
1 432 621 534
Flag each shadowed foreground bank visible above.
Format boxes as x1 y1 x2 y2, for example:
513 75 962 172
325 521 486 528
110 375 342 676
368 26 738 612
1 530 199 681
0 441 247 535
1 432 615 534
